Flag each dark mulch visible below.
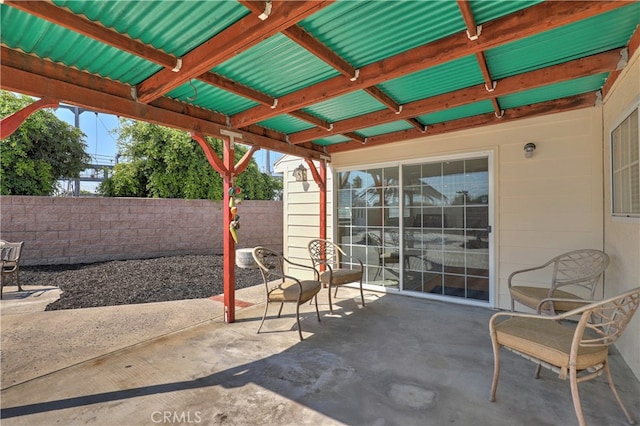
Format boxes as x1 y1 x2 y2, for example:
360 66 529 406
20 255 264 311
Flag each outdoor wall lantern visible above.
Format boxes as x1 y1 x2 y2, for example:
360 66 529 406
524 142 536 158
293 164 307 182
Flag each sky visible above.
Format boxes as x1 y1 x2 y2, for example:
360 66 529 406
54 105 282 174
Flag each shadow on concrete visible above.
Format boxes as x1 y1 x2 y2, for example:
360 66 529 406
1 289 639 425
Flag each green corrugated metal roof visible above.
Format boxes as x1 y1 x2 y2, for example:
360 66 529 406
0 5 157 84
52 0 247 56
1 1 637 153
313 134 352 147
258 115 316 135
378 55 484 104
419 101 495 125
468 0 543 24
168 81 258 116
357 121 415 138
212 33 339 98
298 1 465 67
498 74 608 110
486 4 640 79
303 90 386 123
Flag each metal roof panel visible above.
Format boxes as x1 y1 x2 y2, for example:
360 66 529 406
0 5 157 84
486 5 640 79
356 121 415 138
52 0 248 57
418 100 495 125
167 81 257 116
299 1 465 67
258 115 315 135
303 90 387 123
378 55 484 104
212 33 338 98
498 74 608 110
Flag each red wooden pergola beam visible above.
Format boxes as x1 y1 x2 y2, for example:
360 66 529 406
288 48 623 144
1 97 59 140
230 0 629 128
0 47 325 161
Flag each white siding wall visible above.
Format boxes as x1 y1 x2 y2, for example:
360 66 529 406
274 158 333 280
602 48 640 379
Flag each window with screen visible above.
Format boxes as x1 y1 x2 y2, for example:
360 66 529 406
611 107 639 217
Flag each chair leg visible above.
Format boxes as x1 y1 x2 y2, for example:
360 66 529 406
17 271 22 292
359 276 365 307
534 364 542 379
257 301 269 334
314 295 321 322
328 285 334 314
296 302 303 341
277 302 284 318
569 365 587 426
604 361 636 425
489 340 501 402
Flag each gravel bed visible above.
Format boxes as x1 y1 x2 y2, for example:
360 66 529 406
20 255 264 311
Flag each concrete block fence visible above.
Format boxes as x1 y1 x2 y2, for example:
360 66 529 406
0 196 282 265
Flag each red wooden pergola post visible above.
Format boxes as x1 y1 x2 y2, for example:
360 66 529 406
305 159 328 279
191 130 258 323
1 97 59 140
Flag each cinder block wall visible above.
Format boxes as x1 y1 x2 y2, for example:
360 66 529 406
0 196 282 265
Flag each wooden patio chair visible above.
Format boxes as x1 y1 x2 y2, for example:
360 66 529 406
489 287 640 426
508 249 609 314
252 247 322 341
1 240 25 299
308 239 365 314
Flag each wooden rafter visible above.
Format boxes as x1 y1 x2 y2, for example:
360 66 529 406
230 1 629 128
326 92 598 153
283 25 358 80
135 1 333 104
4 0 180 70
289 111 333 131
197 72 275 107
344 132 367 144
457 0 480 40
288 49 623 144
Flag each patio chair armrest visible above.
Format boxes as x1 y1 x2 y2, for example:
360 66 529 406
535 296 594 314
341 253 364 268
282 257 320 280
507 260 554 288
489 310 562 334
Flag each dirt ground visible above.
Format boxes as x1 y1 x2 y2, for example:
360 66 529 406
20 255 263 311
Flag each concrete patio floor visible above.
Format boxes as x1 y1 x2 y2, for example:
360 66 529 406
1 284 639 426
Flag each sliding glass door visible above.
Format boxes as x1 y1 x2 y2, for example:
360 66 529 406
337 155 491 303
403 157 490 302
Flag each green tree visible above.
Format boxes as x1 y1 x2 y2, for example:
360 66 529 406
99 120 281 200
0 91 90 195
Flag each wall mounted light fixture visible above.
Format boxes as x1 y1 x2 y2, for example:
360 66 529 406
524 142 536 158
293 164 307 182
